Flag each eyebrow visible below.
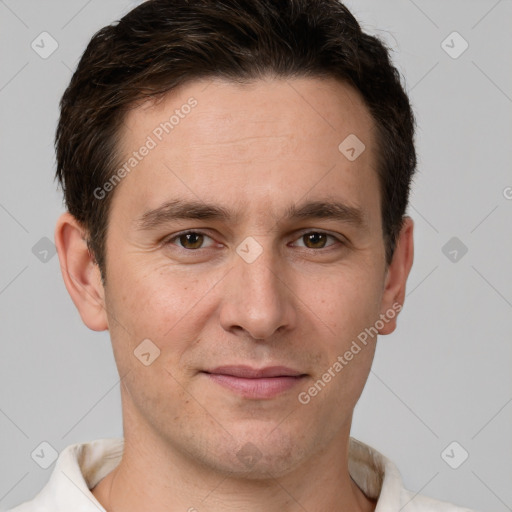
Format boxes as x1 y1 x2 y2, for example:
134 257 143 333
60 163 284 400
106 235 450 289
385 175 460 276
135 198 366 231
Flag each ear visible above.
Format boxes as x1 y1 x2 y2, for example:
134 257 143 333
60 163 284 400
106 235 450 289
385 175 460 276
54 212 108 331
378 216 414 335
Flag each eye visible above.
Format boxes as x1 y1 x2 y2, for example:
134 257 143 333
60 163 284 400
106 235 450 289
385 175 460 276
166 231 217 250
292 231 341 249
163 230 343 252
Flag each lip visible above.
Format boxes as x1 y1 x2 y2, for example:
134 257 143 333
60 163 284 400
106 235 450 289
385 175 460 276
202 365 307 399
205 365 304 378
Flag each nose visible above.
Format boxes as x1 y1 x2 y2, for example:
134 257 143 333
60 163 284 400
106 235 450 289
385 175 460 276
219 244 297 340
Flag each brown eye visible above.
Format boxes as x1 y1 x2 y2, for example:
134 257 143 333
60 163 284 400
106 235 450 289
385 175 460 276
291 231 342 250
166 231 216 250
179 232 204 249
303 232 328 249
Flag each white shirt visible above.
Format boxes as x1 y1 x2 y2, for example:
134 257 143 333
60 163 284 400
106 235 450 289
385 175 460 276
7 437 477 512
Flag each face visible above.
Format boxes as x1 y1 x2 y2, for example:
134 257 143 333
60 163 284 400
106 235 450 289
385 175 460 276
93 77 401 477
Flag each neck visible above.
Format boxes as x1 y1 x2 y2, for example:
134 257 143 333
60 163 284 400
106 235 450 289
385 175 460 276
91 428 376 512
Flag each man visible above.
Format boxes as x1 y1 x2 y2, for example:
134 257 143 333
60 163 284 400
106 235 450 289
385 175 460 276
9 0 477 510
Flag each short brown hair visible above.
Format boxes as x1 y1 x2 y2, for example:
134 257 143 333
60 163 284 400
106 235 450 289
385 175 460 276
55 0 416 280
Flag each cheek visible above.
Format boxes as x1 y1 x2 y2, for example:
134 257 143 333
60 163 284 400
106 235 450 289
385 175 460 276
299 264 384 338
109 260 197 329
104 259 219 373
105 266 207 425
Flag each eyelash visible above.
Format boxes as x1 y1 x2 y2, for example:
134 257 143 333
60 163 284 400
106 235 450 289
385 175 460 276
163 229 344 251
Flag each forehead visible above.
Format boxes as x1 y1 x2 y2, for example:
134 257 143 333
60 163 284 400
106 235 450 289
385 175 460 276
113 77 380 227
120 76 375 156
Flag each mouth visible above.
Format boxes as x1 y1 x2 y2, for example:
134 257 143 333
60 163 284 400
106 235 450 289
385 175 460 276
202 365 308 399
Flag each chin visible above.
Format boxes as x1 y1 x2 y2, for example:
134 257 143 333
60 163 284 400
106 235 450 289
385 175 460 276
199 424 310 480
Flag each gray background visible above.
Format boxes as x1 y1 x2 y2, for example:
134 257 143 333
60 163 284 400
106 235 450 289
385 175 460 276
1 0 511 510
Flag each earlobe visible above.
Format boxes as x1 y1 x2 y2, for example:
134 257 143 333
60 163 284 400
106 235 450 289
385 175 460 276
54 212 109 331
378 216 414 335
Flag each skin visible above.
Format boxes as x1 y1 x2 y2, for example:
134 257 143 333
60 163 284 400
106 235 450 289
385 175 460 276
55 76 414 512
